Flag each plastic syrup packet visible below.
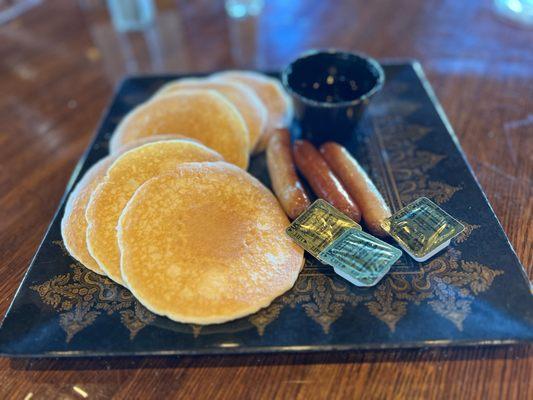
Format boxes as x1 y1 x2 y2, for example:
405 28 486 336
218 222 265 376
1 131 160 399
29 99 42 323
380 197 464 262
286 199 361 258
319 228 402 287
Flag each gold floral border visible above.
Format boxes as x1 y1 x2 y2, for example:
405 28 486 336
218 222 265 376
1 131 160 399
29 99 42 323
31 91 504 342
248 225 502 334
32 241 155 342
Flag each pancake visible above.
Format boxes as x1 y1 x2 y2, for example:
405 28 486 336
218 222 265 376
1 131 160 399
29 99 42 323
117 162 304 324
154 79 267 151
212 71 293 152
61 157 113 275
109 89 249 168
111 133 197 154
86 140 223 285
61 134 191 274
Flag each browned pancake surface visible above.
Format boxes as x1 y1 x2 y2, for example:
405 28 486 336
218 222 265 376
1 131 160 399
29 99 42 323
86 140 223 285
118 162 304 324
109 89 249 168
61 157 113 274
62 135 197 275
155 79 266 151
212 71 293 152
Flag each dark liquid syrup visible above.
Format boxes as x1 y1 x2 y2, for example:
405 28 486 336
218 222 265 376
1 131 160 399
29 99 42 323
287 55 379 103
293 71 366 102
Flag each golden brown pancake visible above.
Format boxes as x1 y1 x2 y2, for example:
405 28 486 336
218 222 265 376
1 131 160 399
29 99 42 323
212 71 293 152
109 89 249 168
61 134 191 275
86 140 223 285
154 79 267 151
117 162 304 324
111 133 197 154
61 157 113 275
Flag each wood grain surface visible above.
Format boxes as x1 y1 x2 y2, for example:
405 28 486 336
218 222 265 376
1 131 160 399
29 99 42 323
0 0 531 398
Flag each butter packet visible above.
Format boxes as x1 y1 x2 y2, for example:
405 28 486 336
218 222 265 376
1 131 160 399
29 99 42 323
286 199 361 258
319 228 402 287
380 197 465 262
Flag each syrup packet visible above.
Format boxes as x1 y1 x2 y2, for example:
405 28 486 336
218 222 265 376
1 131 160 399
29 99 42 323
318 228 402 287
286 199 361 258
286 200 401 287
380 197 464 262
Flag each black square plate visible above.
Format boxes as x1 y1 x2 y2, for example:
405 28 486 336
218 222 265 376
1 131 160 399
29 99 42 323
1 62 531 357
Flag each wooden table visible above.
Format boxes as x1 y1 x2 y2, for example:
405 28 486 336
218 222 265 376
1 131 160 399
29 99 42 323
0 0 531 398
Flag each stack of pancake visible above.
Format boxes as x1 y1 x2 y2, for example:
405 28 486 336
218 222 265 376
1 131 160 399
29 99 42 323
61 71 304 325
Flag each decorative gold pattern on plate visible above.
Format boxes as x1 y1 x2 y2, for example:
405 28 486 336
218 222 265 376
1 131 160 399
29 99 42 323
455 221 481 244
190 324 203 338
31 262 154 342
371 248 502 331
366 282 407 331
250 260 364 335
370 116 461 207
249 304 284 336
250 246 502 334
34 94 503 341
120 301 156 340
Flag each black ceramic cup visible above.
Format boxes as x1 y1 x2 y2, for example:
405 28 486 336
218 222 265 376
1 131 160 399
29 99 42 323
282 49 384 144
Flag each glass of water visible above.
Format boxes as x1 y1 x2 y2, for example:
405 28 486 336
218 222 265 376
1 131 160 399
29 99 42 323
225 0 264 19
106 0 156 32
225 0 265 68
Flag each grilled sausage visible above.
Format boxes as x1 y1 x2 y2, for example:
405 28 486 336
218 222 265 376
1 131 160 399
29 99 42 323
293 140 361 222
320 142 391 237
266 129 311 219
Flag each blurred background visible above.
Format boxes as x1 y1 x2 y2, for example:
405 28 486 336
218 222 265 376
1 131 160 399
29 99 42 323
1 0 532 84
0 0 531 268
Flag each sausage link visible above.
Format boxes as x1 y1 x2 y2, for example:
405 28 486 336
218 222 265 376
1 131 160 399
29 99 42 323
320 142 391 237
266 129 311 219
293 140 361 222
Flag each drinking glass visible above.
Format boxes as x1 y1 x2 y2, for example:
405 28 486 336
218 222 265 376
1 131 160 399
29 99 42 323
106 0 155 32
224 0 265 68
